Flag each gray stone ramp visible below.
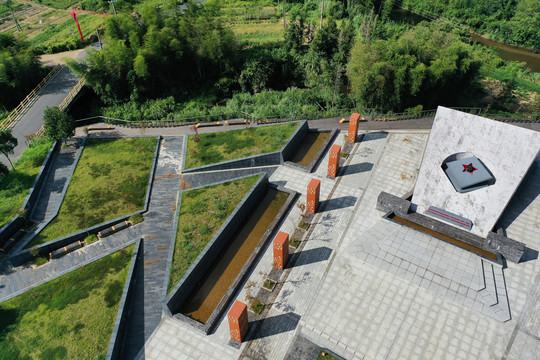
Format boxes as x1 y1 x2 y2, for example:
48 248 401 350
5 65 81 167
30 139 82 222
120 136 184 360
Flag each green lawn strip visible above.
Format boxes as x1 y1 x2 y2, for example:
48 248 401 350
29 14 104 53
0 138 54 228
167 174 260 293
28 0 79 9
0 244 135 360
185 122 300 169
27 137 156 248
317 350 340 360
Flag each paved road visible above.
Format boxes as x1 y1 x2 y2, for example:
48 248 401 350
3 65 81 167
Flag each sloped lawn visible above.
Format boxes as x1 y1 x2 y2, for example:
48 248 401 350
0 244 135 359
27 137 156 248
0 138 54 228
185 122 299 169
168 174 260 293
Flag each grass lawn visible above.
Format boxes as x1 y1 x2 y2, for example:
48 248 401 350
232 22 284 45
27 137 156 248
0 244 135 360
317 350 340 360
0 138 54 229
185 122 299 169
168 174 260 293
28 13 105 53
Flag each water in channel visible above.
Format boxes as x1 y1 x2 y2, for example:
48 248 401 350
180 188 288 324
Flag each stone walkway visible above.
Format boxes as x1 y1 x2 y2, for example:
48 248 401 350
9 138 83 254
120 136 184 359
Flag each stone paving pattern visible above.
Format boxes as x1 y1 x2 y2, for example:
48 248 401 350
139 129 540 360
1 124 539 360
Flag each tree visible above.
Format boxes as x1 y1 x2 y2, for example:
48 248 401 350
0 129 18 169
0 162 8 178
43 107 75 143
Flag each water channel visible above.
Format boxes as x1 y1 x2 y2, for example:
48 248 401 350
288 131 331 167
180 188 289 324
390 8 540 73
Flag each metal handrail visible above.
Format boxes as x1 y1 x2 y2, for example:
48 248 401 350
0 65 62 130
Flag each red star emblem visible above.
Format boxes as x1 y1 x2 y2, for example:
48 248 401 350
462 163 477 174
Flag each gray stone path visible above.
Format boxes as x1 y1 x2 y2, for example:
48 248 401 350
5 65 82 167
0 133 184 348
121 136 184 360
8 138 83 254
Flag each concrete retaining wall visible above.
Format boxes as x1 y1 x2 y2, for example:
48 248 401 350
181 165 278 189
164 173 268 319
164 173 297 334
106 238 142 360
10 136 161 266
181 121 307 174
0 141 59 247
284 129 338 173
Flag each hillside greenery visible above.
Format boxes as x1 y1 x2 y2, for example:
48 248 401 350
66 0 539 122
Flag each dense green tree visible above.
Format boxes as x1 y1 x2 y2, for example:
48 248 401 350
348 21 480 111
0 129 18 169
43 107 75 143
0 33 44 111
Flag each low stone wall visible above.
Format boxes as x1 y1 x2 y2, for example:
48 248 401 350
0 141 59 247
106 238 142 360
284 129 338 173
181 121 307 174
164 174 268 321
181 165 278 189
377 191 526 263
10 136 161 266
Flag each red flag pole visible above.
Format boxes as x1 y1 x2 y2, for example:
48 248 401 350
71 11 85 43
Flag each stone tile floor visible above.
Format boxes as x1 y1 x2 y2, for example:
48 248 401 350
2 127 539 360
140 130 540 360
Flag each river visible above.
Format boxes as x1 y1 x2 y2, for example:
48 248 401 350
390 8 540 73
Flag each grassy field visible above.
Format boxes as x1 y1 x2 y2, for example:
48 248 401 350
232 22 284 45
0 138 54 229
29 13 105 53
27 137 156 248
185 122 299 169
0 244 135 359
168 175 260 293
28 0 79 9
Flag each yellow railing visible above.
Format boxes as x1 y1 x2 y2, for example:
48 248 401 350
0 65 62 131
59 77 85 111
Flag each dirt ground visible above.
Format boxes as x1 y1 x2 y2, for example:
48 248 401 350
40 48 86 66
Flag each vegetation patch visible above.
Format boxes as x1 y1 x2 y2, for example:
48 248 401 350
27 137 156 248
0 244 135 359
0 138 54 228
317 350 340 360
167 175 260 293
232 22 284 45
185 122 299 169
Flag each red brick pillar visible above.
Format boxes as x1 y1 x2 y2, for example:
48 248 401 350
306 178 320 214
228 301 248 343
273 231 289 270
328 144 341 178
348 113 360 143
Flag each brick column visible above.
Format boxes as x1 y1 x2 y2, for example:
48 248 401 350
228 301 248 343
273 231 289 270
328 144 341 178
348 113 360 143
306 178 320 214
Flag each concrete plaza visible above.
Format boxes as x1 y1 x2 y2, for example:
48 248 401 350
139 128 540 360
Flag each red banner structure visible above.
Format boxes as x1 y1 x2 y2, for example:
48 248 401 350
71 11 85 43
